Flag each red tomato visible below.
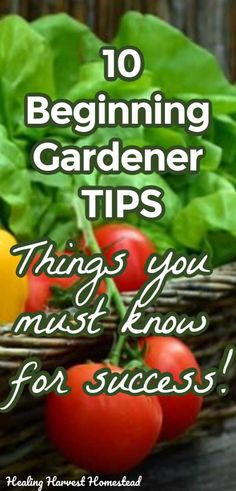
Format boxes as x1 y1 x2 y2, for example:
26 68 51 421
46 363 163 474
141 337 203 441
25 271 51 312
92 224 156 292
26 254 106 312
25 254 78 312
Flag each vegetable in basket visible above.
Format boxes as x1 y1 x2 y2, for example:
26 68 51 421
141 336 203 440
25 251 106 312
46 362 163 474
0 230 28 324
46 337 203 472
26 253 79 312
84 223 156 292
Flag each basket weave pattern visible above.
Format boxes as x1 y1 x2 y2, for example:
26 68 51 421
1 263 236 477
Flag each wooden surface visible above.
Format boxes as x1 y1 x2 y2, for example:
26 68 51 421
0 0 234 79
113 417 236 491
0 419 235 489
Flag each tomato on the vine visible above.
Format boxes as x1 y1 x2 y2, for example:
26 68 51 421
46 363 163 474
141 336 203 441
92 223 156 292
26 253 106 312
25 254 78 312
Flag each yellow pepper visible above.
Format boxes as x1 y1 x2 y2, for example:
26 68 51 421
0 230 28 324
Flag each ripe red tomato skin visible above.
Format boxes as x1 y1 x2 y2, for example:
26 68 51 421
25 254 106 312
25 254 78 312
46 363 163 474
141 337 203 441
25 271 50 312
92 223 156 292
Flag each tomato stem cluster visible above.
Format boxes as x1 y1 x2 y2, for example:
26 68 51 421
73 196 128 365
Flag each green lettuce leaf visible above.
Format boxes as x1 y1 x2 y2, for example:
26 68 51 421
114 12 235 97
0 15 55 140
0 12 235 267
173 191 236 252
33 13 102 97
0 137 33 239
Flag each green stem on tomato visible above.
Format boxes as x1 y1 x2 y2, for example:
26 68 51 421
72 196 128 365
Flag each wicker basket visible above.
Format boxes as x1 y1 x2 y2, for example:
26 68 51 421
1 262 236 478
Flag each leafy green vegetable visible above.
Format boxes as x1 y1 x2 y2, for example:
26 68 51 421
0 11 236 267
0 136 33 238
173 192 236 252
0 15 55 141
99 171 181 226
32 14 102 97
114 12 235 98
